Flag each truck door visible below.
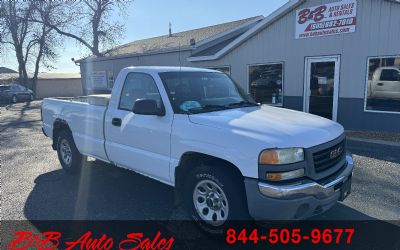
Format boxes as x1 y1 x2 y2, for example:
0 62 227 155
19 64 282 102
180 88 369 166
104 72 173 184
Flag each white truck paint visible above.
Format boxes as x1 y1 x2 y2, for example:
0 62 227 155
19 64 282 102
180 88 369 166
42 66 354 226
369 66 400 100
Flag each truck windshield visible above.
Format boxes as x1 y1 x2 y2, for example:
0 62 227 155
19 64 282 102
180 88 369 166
159 72 258 114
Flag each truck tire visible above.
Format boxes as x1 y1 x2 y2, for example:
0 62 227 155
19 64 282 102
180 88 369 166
184 164 249 233
56 130 84 174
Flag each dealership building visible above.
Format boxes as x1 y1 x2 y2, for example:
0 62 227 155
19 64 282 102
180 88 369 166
78 0 400 132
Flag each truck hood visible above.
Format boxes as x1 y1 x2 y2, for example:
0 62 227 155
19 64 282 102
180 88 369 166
188 106 344 148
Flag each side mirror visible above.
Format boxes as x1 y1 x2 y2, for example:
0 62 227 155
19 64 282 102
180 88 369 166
133 99 165 116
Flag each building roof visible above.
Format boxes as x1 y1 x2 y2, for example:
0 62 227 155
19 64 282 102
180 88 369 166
191 34 243 57
0 67 17 74
0 73 19 81
79 16 263 62
0 72 80 81
78 0 307 63
36 73 81 80
188 0 305 61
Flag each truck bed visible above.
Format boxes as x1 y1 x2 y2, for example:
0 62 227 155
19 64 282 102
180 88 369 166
42 95 110 162
50 94 111 106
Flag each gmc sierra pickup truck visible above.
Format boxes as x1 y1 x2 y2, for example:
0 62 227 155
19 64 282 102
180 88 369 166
42 66 354 230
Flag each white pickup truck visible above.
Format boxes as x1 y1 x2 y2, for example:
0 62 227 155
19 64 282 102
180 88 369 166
369 66 400 100
42 66 353 230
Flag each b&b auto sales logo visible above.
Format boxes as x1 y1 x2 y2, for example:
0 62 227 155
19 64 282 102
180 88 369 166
7 231 175 250
295 0 357 39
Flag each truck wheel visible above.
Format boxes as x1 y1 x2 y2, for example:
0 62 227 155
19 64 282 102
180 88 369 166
184 165 249 233
12 95 17 103
56 130 84 174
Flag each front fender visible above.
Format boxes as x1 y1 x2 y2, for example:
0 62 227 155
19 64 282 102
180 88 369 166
170 116 262 182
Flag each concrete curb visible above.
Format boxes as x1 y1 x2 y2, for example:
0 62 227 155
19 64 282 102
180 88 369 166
347 136 400 147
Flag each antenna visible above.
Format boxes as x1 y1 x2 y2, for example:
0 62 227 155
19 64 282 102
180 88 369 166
178 40 182 71
167 22 181 71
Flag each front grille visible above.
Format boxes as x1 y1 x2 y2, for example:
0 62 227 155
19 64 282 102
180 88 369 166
313 139 345 173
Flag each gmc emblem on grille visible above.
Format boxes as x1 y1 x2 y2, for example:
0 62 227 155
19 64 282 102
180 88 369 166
330 146 343 159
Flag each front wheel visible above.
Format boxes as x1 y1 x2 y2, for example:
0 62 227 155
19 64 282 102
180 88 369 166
184 165 249 233
56 130 84 174
12 95 17 103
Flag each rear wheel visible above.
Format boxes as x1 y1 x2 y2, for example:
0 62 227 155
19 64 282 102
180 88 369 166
184 165 249 233
56 130 84 174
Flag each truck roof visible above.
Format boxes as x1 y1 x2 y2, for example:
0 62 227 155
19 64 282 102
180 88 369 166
124 66 221 74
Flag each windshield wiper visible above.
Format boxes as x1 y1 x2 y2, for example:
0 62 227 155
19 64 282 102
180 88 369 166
228 101 259 107
188 104 229 113
187 102 258 114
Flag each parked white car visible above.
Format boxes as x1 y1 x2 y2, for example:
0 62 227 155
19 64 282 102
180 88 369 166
369 66 400 100
42 67 353 231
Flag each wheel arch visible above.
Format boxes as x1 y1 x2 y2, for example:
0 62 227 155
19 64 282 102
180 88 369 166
52 119 72 150
174 151 245 205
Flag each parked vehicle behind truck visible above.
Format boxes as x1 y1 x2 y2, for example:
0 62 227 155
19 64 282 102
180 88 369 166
0 84 34 103
42 66 354 231
368 66 400 100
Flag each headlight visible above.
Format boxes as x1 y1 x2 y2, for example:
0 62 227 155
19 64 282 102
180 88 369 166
259 148 304 165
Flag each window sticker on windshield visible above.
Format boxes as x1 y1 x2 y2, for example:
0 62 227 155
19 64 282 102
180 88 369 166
180 101 201 111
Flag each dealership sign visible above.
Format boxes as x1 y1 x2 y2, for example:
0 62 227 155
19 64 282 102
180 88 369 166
91 71 107 88
295 0 357 39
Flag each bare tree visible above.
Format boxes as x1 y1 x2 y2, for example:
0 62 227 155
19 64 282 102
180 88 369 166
0 1 59 92
0 0 130 92
30 1 60 91
0 1 33 86
38 0 131 57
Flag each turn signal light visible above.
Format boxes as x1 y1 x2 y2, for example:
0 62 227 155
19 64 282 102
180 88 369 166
266 169 305 181
259 150 279 164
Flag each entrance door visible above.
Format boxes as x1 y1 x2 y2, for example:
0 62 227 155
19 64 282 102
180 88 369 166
304 56 340 121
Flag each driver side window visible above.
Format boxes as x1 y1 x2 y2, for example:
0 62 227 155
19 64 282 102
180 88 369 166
119 73 162 111
380 69 400 81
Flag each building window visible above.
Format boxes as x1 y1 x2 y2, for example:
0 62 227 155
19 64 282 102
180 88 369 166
365 56 400 113
207 66 231 76
249 63 283 105
107 71 114 89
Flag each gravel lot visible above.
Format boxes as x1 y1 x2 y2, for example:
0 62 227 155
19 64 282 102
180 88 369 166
1 101 399 221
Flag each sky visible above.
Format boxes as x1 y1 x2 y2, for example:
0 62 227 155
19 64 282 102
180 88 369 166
1 0 288 73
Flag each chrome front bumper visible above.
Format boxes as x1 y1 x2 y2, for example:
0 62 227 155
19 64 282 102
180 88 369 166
258 154 354 199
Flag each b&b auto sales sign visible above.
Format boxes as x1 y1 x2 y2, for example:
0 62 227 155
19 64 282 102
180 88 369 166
295 0 357 39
